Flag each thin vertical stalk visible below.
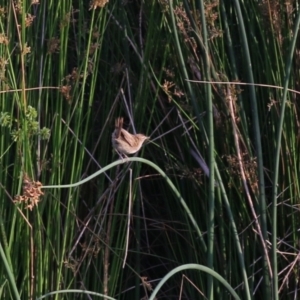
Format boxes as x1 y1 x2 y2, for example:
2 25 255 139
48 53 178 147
194 0 214 298
169 1 202 125
0 241 20 300
168 0 207 252
271 11 300 300
232 1 270 297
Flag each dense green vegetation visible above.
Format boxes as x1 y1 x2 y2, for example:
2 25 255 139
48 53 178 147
0 1 300 299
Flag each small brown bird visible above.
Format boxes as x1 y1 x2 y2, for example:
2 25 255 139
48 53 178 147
112 117 149 156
